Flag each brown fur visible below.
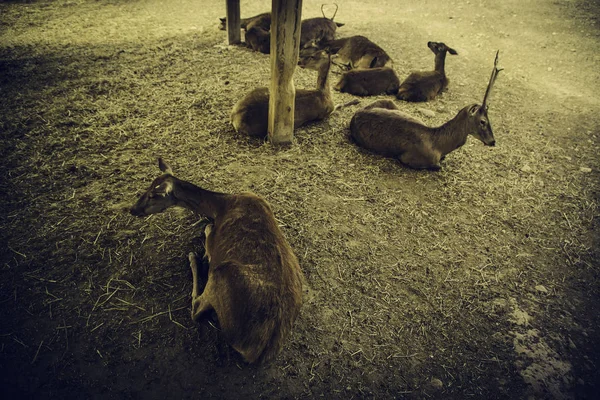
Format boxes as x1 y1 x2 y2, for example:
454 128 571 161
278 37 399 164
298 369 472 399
300 3 344 48
130 159 303 364
311 35 392 69
231 52 334 138
335 67 400 96
397 41 458 102
219 11 342 53
300 18 339 48
350 100 496 170
218 12 271 31
245 21 270 54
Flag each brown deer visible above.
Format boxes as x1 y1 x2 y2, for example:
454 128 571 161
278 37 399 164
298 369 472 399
302 35 392 70
130 159 303 364
299 4 345 48
220 6 343 54
231 51 334 137
350 51 502 170
218 12 271 31
334 67 400 96
396 41 458 102
245 18 271 54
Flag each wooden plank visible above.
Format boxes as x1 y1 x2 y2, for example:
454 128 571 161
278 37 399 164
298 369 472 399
268 0 303 145
225 0 241 45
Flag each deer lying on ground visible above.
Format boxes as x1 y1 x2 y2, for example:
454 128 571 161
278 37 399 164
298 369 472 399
218 12 271 31
334 67 400 96
302 35 392 70
396 41 458 102
219 5 343 53
350 51 502 170
299 4 344 48
231 50 334 137
130 159 303 364
245 17 271 54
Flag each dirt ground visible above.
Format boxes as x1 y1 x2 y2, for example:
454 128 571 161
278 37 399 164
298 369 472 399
1 0 599 398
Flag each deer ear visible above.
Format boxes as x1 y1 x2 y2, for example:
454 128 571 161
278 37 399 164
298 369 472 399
468 104 480 115
219 17 226 23
158 158 173 175
448 47 458 55
335 22 345 27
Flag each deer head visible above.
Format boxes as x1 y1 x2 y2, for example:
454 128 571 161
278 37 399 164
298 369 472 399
130 158 177 217
427 41 458 56
466 51 502 147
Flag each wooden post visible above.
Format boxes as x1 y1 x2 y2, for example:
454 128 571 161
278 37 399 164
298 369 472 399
268 0 303 145
226 0 241 45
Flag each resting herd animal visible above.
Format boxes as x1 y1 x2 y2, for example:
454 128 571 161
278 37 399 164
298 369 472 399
129 5 504 364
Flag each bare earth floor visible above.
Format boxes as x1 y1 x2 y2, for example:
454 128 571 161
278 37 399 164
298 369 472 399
0 0 599 399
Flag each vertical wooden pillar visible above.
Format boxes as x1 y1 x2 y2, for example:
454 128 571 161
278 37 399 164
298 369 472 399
226 0 241 45
268 0 303 145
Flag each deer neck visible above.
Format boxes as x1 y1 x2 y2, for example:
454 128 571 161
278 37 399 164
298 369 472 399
171 179 227 219
432 108 470 156
317 58 331 97
434 51 447 75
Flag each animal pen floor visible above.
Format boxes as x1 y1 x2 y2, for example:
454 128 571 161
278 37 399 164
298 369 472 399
1 0 599 399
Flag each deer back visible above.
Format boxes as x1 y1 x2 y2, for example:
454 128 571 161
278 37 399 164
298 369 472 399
231 87 270 137
206 193 303 363
350 106 430 157
335 67 400 96
336 35 392 69
397 71 446 102
219 12 271 30
294 89 334 126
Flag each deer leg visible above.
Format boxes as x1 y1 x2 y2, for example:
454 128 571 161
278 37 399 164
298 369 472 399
189 252 214 321
189 252 201 299
203 223 214 264
400 152 441 171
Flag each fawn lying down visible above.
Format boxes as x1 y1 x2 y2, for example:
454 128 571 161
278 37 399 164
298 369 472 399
397 41 458 102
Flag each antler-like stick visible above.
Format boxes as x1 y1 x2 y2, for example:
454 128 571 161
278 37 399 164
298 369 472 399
481 50 503 110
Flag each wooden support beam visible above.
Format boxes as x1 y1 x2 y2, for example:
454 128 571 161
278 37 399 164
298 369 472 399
225 0 241 45
268 0 303 145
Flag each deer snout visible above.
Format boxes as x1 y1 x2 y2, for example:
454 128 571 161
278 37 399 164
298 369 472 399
488 140 496 147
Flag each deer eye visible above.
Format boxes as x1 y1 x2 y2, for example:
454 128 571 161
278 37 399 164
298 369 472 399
480 120 487 126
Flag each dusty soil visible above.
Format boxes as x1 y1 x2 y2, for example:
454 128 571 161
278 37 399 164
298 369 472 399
1 0 599 398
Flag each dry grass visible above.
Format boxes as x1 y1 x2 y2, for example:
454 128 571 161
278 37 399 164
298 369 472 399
1 0 599 399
